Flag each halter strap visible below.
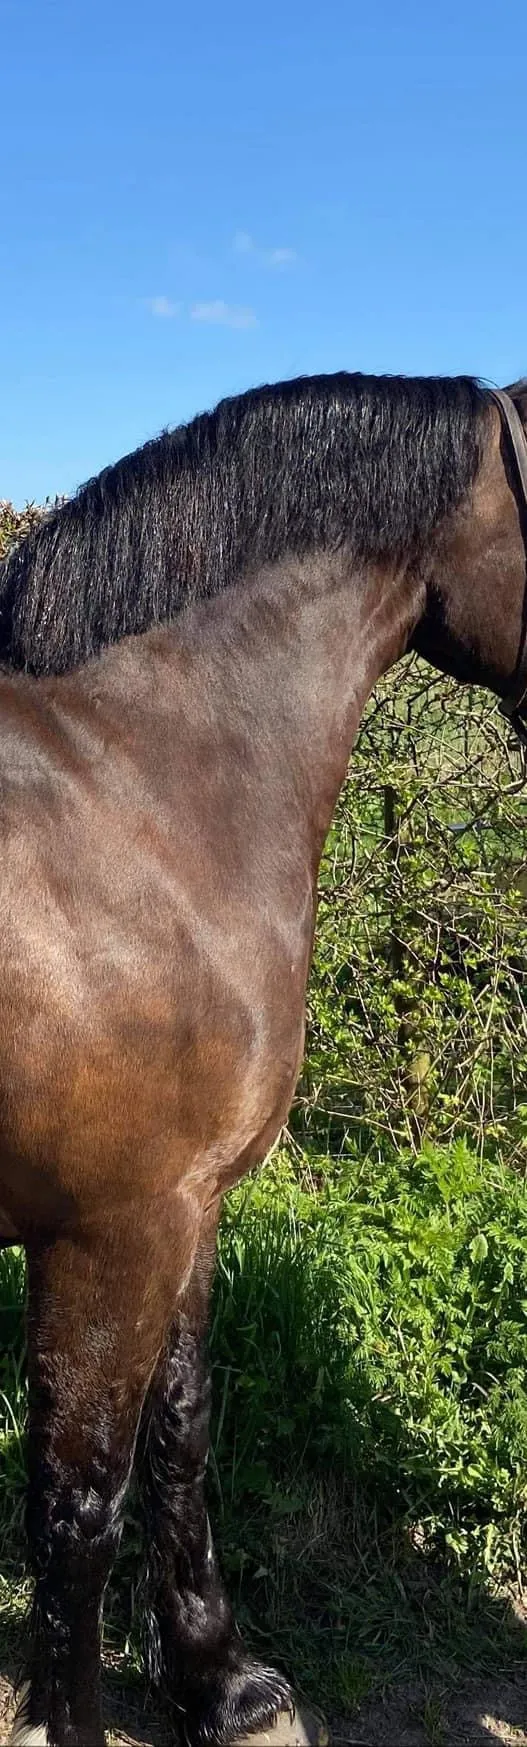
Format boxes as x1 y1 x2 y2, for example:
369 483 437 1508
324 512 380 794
488 387 527 734
489 387 527 507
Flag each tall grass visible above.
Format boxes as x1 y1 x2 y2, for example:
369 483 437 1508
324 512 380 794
206 1141 527 1708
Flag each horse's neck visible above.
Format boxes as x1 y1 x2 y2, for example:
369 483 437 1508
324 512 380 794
185 552 427 850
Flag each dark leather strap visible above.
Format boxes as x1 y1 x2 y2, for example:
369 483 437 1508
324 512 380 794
488 387 527 728
489 387 527 508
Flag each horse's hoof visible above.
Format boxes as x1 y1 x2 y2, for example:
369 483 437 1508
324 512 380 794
232 1702 330 1745
181 1654 329 1747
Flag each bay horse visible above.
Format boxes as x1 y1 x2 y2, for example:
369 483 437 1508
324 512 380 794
0 372 526 1747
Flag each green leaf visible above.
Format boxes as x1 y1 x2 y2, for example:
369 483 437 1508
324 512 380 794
470 1234 489 1264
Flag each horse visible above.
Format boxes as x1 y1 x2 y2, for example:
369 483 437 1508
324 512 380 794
0 371 525 1747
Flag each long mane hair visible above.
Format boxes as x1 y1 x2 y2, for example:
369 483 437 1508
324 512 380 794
0 372 492 674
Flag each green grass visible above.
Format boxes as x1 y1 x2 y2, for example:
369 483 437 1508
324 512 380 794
1 1138 526 1732
206 1140 527 1714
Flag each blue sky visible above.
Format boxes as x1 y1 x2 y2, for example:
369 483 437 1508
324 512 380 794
1 0 526 505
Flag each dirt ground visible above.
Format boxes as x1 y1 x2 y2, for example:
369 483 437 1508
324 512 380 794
343 1676 527 1744
0 1669 526 1747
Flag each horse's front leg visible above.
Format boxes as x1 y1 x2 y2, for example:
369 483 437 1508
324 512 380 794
138 1210 299 1746
12 1209 180 1747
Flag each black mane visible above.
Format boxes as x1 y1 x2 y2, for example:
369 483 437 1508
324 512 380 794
0 372 491 675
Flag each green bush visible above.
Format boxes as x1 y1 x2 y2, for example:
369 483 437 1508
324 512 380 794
0 499 44 558
300 661 527 1164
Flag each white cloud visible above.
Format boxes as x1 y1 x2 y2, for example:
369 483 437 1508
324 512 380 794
147 296 181 318
266 246 297 266
190 300 258 330
233 231 297 268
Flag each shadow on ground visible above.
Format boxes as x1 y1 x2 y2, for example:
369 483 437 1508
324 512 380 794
0 1542 525 1745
